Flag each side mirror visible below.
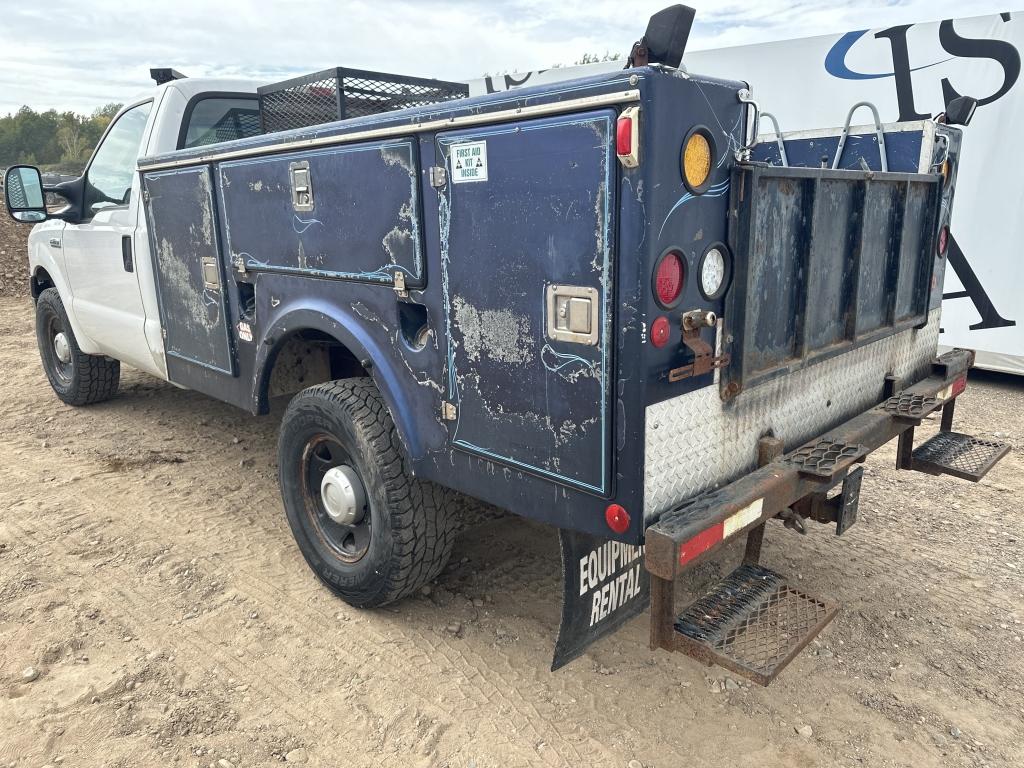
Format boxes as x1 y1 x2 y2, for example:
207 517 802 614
4 165 48 223
943 95 978 127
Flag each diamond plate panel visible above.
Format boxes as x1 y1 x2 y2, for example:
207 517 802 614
644 310 941 519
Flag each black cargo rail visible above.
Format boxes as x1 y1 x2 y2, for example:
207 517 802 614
722 164 943 399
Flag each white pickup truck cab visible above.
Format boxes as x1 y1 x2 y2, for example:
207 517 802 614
21 77 259 396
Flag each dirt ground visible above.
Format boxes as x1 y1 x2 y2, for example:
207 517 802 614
0 217 31 298
0 292 1021 768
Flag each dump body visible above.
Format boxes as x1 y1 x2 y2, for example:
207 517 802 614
136 66 959 545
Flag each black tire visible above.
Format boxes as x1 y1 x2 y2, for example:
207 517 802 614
278 379 455 607
35 287 120 406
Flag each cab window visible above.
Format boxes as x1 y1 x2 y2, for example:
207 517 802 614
180 97 261 149
84 101 152 216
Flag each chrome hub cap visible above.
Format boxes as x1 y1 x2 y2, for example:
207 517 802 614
53 332 71 364
320 465 366 526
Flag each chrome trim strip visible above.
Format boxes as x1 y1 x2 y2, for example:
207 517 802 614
139 89 641 172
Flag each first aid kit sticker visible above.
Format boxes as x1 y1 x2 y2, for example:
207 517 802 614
451 141 488 183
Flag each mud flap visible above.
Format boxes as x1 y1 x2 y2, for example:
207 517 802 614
551 529 650 671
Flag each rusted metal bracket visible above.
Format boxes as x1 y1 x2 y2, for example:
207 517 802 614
668 310 730 382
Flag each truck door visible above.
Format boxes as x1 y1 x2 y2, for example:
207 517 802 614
437 110 615 495
60 100 157 375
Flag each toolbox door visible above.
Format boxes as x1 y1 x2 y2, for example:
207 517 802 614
143 165 235 376
437 110 615 494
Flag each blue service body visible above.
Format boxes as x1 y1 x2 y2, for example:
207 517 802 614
137 67 759 543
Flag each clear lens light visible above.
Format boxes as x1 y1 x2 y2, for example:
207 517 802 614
701 247 725 297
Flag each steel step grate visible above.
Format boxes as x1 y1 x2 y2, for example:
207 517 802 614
911 431 1010 482
876 392 940 423
674 564 838 686
784 438 867 481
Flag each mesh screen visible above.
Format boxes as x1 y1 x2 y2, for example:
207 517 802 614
259 68 468 133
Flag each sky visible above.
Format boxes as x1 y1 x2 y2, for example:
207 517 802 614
0 0 1015 115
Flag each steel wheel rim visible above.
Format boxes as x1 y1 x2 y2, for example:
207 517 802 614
45 313 73 386
300 434 372 563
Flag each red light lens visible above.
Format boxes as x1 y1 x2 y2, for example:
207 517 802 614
952 375 968 397
937 226 949 255
651 316 671 348
654 251 684 307
616 116 633 156
605 503 631 534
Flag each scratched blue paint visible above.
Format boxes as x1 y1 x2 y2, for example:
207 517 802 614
143 165 235 376
438 111 614 493
136 66 755 543
217 140 424 285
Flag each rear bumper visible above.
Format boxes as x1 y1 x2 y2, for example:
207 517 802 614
644 348 974 581
644 309 942 520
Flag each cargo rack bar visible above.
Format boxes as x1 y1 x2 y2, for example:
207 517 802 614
139 89 641 172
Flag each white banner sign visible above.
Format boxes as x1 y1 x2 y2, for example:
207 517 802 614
468 11 1023 374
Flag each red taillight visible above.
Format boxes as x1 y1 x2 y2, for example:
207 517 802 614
654 251 684 307
651 316 670 348
937 225 949 255
616 117 633 156
616 107 639 168
605 503 631 534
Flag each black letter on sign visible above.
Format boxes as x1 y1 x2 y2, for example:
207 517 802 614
875 25 930 121
938 18 1021 108
943 233 1017 331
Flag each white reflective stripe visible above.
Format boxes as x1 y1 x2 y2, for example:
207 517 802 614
937 384 953 401
723 498 764 538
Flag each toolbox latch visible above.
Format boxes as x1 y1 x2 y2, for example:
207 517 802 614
201 257 221 291
546 285 599 346
289 160 314 212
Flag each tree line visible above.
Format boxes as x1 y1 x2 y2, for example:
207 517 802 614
0 104 123 174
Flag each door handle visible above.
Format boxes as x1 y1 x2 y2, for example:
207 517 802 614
546 285 599 346
121 235 133 273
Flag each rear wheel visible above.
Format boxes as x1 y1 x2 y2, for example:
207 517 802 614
35 288 119 406
277 379 455 607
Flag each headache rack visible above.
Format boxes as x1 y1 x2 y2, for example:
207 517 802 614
258 66 469 133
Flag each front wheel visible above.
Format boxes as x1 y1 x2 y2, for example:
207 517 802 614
277 379 455 607
35 288 119 406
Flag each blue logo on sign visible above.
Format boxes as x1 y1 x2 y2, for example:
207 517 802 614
824 30 952 80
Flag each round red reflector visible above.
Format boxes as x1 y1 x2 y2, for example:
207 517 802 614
937 225 949 255
651 316 671 348
605 503 631 534
654 251 684 307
